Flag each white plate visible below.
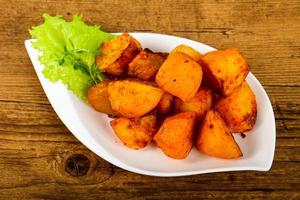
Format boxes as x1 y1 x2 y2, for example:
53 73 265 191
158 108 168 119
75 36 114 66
25 33 276 177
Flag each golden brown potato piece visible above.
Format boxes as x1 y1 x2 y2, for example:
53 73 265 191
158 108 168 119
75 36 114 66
154 112 197 159
171 44 203 62
155 52 203 102
110 113 157 149
108 79 164 118
128 49 168 81
202 48 250 96
87 81 116 115
96 33 142 76
157 92 173 115
174 87 214 121
196 110 243 159
215 81 257 133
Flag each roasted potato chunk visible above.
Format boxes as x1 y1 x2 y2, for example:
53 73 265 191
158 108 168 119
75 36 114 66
108 79 163 118
111 113 157 149
154 112 197 159
196 110 243 159
128 49 168 81
171 44 203 62
215 81 257 133
174 87 214 121
96 33 142 76
202 48 249 96
157 92 173 115
155 52 203 102
87 81 116 115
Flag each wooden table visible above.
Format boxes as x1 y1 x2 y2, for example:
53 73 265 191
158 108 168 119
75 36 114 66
1 0 299 199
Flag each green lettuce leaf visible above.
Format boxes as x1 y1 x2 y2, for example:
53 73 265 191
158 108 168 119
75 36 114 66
29 14 115 101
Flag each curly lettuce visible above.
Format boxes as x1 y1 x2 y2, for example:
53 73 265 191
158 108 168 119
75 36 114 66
29 14 115 100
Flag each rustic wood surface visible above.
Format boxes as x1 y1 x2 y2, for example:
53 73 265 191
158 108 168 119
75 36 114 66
0 0 299 199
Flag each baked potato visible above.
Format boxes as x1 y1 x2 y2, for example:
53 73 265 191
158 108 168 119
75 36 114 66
215 81 257 133
171 44 203 62
88 32 257 160
96 33 142 76
157 92 173 115
202 48 249 96
155 52 203 102
174 87 214 121
87 80 116 115
110 113 157 149
108 79 163 118
128 49 168 80
154 111 197 159
196 110 242 159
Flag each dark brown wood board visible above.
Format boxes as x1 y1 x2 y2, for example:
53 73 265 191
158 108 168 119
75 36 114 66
0 0 299 199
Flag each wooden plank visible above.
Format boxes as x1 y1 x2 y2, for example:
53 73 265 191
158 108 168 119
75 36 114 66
1 0 300 199
1 83 298 137
1 0 300 86
1 189 300 200
0 145 299 199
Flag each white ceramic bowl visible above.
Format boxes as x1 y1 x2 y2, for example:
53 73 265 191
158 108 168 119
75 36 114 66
25 33 276 177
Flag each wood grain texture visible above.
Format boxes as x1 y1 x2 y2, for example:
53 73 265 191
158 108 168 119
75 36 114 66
0 0 299 199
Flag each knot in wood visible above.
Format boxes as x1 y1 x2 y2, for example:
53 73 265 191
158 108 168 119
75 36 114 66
65 154 90 177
